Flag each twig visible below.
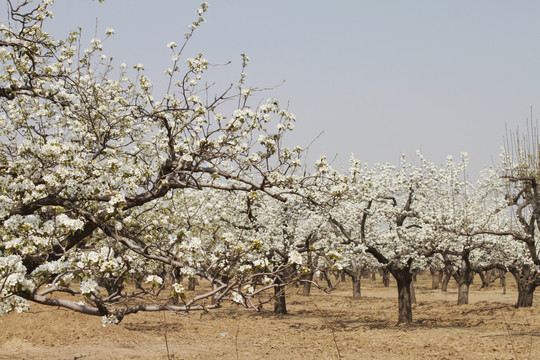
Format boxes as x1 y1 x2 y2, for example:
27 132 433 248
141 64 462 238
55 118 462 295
307 298 343 359
521 309 534 360
235 323 240 360
162 311 172 360
500 308 518 360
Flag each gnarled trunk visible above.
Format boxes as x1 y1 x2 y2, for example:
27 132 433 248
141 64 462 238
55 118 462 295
478 270 492 288
447 255 474 305
441 270 451 292
430 269 443 290
392 268 413 324
511 268 538 308
516 282 535 307
455 270 474 305
274 283 287 314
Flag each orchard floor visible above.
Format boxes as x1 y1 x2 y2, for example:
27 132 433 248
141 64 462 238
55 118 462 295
1 274 539 360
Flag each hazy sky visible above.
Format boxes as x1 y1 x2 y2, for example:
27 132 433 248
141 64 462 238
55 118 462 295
35 1 540 174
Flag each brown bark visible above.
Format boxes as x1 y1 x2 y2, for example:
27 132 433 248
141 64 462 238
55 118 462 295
210 280 223 305
455 270 474 305
511 268 538 308
441 271 451 292
345 266 364 299
274 284 287 314
382 268 390 287
302 252 315 296
516 282 535 307
322 271 333 289
430 269 443 289
444 253 474 304
352 272 362 300
302 272 314 296
395 270 413 324
457 282 470 305
410 279 417 305
478 270 492 288
187 276 197 291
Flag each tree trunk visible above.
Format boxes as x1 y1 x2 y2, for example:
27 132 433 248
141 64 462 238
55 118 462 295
430 269 443 289
302 271 314 296
457 282 470 305
516 282 536 307
274 284 287 314
302 253 317 296
491 269 507 294
211 282 220 305
511 269 537 308
391 268 413 325
322 271 333 289
441 271 451 292
382 268 390 287
171 268 182 305
478 270 491 288
410 279 417 304
352 271 362 299
187 276 196 291
455 268 474 305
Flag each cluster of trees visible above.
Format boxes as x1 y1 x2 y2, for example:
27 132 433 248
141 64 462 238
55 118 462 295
314 152 540 323
0 0 538 326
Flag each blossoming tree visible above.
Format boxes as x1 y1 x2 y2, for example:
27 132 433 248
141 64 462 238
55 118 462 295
326 154 441 324
495 144 540 307
0 0 304 324
427 155 510 305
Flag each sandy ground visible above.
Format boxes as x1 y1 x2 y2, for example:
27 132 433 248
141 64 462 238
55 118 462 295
1 274 539 360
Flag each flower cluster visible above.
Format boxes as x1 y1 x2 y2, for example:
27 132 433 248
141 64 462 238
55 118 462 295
101 314 119 327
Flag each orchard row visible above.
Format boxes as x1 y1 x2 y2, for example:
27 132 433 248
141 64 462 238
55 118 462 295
0 1 537 326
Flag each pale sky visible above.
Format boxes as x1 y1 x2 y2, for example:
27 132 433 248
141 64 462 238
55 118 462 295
33 1 540 175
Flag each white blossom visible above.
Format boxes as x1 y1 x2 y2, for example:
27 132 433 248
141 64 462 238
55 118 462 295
231 291 243 305
80 279 99 295
145 275 163 286
172 283 184 295
288 251 302 265
102 314 119 327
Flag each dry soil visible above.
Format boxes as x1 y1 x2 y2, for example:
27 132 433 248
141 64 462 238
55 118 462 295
1 273 539 359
